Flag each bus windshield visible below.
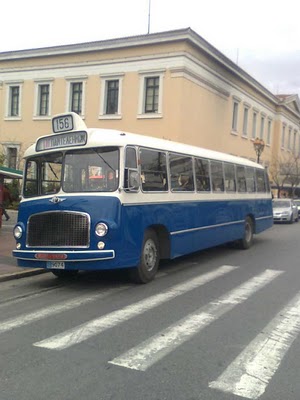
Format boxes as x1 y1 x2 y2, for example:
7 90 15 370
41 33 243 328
23 146 119 197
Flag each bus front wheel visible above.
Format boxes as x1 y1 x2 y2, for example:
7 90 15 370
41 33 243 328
237 217 254 250
130 229 160 284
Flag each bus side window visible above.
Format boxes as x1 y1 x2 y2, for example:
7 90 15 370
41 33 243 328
140 149 168 192
224 163 236 192
246 167 256 193
256 169 266 192
170 154 194 192
211 161 224 192
236 165 247 193
195 158 211 192
124 146 138 189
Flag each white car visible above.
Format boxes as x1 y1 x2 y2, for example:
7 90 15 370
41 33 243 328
272 199 299 223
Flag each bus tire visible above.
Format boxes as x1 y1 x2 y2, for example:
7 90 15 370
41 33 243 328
237 217 253 250
51 270 78 279
130 229 159 284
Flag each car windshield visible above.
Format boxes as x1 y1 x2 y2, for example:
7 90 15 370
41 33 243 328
273 200 290 208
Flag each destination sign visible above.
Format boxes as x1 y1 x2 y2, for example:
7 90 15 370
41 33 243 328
36 131 87 151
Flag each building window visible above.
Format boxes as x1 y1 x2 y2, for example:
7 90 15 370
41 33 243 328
252 111 257 139
70 82 82 114
260 116 265 139
7 147 17 169
232 101 239 132
138 71 164 117
38 84 50 116
288 128 292 150
99 74 123 119
267 119 272 145
106 80 119 114
144 77 159 113
293 130 297 153
242 107 249 137
281 125 286 148
9 86 20 117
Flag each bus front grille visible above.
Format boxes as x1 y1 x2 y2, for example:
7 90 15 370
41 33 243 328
26 212 90 248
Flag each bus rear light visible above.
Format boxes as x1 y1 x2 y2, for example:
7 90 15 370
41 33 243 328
35 253 67 260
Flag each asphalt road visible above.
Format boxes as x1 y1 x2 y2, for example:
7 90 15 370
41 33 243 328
1 222 300 400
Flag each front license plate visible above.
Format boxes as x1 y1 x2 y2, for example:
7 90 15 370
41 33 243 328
46 261 65 269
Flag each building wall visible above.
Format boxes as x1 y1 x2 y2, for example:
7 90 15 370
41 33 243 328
0 28 299 172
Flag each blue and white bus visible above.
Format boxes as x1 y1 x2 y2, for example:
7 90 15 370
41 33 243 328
13 113 273 283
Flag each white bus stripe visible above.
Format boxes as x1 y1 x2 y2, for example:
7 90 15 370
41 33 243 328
34 265 237 350
0 287 128 334
209 290 300 399
109 269 282 371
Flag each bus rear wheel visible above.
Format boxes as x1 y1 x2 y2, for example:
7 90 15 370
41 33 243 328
237 217 254 249
130 229 160 284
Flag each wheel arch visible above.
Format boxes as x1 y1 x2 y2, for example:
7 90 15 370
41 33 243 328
146 224 170 260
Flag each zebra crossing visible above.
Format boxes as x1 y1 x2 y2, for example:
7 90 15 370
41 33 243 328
1 264 300 399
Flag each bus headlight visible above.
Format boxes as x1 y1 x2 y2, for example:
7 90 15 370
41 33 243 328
13 225 23 239
95 222 108 237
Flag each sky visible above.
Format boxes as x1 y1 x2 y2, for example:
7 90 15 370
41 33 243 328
1 0 300 96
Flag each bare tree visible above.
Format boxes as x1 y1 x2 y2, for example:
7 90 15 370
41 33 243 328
269 153 300 198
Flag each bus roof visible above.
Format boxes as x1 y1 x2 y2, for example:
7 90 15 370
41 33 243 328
24 126 263 169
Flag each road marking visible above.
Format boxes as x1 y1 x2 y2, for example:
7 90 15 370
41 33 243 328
209 289 300 399
34 265 237 350
109 269 283 371
0 287 128 334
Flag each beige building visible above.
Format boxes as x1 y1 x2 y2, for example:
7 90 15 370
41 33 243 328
0 27 299 175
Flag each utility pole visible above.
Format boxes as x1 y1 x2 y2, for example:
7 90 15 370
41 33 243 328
147 0 151 34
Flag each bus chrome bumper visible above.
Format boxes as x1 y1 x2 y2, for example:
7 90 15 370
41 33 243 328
12 249 115 262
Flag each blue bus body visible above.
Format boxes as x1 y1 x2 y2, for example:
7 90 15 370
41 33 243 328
13 195 272 270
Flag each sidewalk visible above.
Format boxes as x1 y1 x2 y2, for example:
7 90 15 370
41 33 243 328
0 210 46 282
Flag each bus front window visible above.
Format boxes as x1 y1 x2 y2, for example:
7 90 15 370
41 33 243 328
63 147 119 192
23 153 62 198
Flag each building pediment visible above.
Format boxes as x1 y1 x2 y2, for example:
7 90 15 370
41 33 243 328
276 94 300 113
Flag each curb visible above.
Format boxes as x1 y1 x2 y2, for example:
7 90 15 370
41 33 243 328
0 268 48 283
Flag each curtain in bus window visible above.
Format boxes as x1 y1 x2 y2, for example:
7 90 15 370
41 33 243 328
236 165 247 193
224 163 236 192
140 149 168 191
195 158 210 192
169 154 194 191
211 161 224 192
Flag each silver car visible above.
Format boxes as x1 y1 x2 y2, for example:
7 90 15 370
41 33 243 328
272 199 299 223
293 199 300 217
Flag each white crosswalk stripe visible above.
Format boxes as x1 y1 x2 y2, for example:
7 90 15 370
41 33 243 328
209 289 300 399
0 286 128 334
109 269 283 371
33 264 237 350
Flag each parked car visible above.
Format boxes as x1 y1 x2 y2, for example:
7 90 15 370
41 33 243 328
293 199 300 216
272 198 299 223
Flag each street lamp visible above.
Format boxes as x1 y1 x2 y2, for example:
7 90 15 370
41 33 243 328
253 137 265 163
